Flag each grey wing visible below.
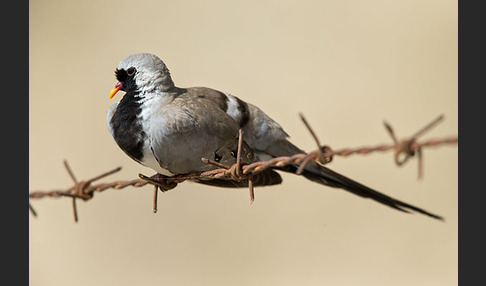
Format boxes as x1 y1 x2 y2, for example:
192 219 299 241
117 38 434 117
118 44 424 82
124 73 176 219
159 92 284 186
241 102 305 159
149 96 253 174
200 91 303 159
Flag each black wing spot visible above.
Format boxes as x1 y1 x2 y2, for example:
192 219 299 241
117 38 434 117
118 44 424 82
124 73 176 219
214 151 223 162
235 96 250 127
214 91 229 112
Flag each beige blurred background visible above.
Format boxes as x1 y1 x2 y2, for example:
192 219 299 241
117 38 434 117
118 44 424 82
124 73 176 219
29 0 457 285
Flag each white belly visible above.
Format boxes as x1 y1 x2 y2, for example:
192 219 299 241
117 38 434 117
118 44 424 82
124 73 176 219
140 145 174 176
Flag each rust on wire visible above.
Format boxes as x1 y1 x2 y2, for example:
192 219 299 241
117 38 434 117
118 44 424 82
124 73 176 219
29 114 458 220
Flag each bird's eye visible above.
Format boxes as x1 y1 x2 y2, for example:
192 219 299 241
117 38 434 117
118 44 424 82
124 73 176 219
127 67 137 76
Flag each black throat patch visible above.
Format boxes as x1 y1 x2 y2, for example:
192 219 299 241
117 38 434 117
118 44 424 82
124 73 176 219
110 89 146 162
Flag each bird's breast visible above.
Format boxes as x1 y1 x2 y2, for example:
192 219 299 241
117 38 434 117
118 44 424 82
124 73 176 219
109 94 146 163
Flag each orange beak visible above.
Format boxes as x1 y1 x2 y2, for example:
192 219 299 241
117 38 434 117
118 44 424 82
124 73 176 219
109 81 123 99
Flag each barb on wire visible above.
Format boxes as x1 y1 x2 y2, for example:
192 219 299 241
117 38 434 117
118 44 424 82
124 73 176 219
63 160 79 222
29 202 38 217
383 114 445 179
29 114 458 220
29 165 148 222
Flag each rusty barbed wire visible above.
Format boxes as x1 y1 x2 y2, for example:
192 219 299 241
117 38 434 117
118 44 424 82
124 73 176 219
28 167 149 200
29 114 458 221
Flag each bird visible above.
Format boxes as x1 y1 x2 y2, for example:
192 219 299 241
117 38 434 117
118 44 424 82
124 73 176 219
107 53 443 220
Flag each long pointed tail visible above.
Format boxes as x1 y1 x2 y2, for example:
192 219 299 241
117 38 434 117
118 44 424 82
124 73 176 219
277 163 443 220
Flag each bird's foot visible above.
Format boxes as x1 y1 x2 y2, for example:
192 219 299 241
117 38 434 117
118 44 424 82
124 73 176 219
138 173 178 192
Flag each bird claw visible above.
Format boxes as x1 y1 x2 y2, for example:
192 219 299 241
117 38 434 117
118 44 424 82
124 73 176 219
138 173 178 192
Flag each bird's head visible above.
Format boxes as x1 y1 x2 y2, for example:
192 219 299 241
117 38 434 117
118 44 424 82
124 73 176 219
109 53 175 99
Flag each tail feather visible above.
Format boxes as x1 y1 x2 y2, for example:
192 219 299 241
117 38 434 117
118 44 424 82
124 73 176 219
277 163 444 220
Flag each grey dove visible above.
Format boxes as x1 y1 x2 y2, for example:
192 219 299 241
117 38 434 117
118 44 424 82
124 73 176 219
107 53 442 220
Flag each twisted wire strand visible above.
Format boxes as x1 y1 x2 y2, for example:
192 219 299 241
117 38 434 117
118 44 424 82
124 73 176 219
29 135 457 201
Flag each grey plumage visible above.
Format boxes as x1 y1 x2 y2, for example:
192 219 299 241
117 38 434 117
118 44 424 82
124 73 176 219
107 53 443 220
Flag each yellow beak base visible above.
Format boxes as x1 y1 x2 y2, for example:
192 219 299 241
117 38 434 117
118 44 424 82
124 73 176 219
109 87 120 99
